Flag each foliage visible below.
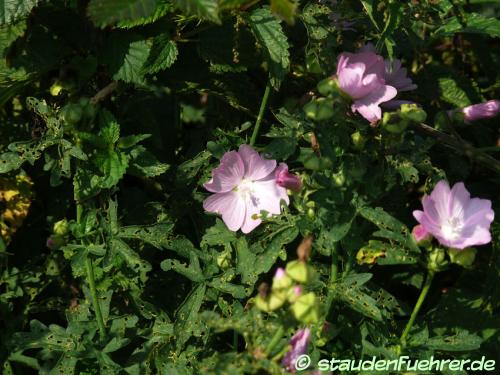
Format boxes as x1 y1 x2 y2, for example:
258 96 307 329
0 0 499 374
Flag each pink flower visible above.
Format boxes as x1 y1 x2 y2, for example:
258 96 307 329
460 100 500 123
282 328 311 372
336 51 397 123
275 163 302 192
413 181 494 249
275 267 286 279
412 224 432 244
203 145 289 233
383 59 417 92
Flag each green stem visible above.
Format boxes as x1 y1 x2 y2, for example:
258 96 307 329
250 81 272 147
265 325 284 356
77 202 106 340
85 256 106 340
400 271 434 347
324 250 339 314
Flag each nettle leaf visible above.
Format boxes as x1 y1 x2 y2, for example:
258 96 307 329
435 13 500 38
173 0 220 23
103 34 150 84
438 77 472 107
127 145 169 177
0 0 39 25
93 150 129 189
247 6 290 89
141 33 178 74
87 0 169 29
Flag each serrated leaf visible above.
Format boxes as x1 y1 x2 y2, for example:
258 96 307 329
104 34 150 84
118 222 174 249
335 276 383 321
247 6 290 89
141 34 178 74
0 0 39 25
435 13 500 38
87 0 159 28
127 145 169 177
173 0 220 23
94 150 129 189
426 331 483 351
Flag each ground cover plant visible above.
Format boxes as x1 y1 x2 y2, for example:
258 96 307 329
0 0 499 374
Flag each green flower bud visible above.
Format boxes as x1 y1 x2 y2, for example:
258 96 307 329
448 247 477 268
53 219 69 236
255 292 286 312
428 247 448 272
351 131 366 150
216 250 232 269
286 260 316 284
332 170 345 187
304 98 335 121
290 292 320 324
317 77 339 96
272 268 293 293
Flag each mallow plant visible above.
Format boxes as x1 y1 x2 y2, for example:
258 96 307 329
0 1 499 374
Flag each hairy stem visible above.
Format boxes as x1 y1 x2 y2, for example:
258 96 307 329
411 122 500 174
400 271 434 347
250 81 272 147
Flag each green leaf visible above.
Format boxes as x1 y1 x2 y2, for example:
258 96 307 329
173 0 220 23
161 253 204 282
94 150 129 189
111 239 152 282
174 284 206 351
104 34 150 84
0 0 39 25
435 13 500 38
141 34 178 74
335 275 383 321
438 77 471 107
127 145 169 177
118 222 174 249
247 6 290 89
426 331 483 352
87 0 160 28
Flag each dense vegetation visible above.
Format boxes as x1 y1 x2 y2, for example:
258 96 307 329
0 0 499 374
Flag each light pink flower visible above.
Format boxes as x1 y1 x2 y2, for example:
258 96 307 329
383 59 417 92
460 100 500 123
336 51 397 123
413 181 494 249
275 267 286 279
282 328 311 372
275 163 302 192
203 145 289 233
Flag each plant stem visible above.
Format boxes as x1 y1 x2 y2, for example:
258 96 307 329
77 202 106 340
250 81 272 147
265 325 285 356
85 256 106 340
400 271 434 347
324 250 339 314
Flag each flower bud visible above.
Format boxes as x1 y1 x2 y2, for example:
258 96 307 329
53 219 69 236
412 224 432 245
287 285 302 304
459 100 500 123
351 131 366 150
290 292 320 324
46 235 65 250
428 247 448 272
286 260 316 284
255 292 286 312
448 247 477 268
272 267 293 292
275 164 302 192
304 98 335 121
216 250 231 269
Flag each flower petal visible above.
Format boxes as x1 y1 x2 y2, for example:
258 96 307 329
204 151 244 193
448 182 470 218
238 144 276 181
429 180 451 219
203 192 245 231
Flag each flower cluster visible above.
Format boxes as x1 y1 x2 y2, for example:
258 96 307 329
255 263 319 325
335 45 416 124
